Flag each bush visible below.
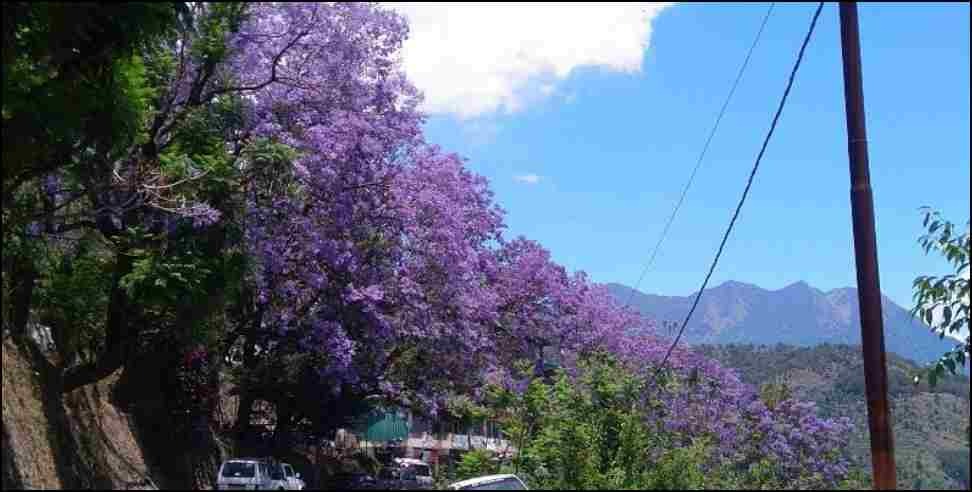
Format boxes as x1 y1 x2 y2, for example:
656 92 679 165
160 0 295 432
484 352 859 490
349 452 381 477
455 449 498 482
486 355 714 490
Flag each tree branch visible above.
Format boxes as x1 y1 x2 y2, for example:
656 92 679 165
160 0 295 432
200 28 311 101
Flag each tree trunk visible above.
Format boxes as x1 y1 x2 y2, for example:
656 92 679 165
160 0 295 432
234 302 263 438
61 254 135 393
273 401 294 457
236 393 256 439
185 425 226 490
9 254 37 341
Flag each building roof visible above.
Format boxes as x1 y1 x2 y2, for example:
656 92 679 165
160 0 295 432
354 409 410 442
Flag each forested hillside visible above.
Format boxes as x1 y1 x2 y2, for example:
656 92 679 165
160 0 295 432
697 344 971 490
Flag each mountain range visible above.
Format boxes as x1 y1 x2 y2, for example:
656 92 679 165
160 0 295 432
607 280 961 365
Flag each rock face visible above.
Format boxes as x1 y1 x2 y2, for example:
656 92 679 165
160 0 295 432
608 280 961 365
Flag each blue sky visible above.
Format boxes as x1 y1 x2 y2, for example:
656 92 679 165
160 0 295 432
392 2 970 314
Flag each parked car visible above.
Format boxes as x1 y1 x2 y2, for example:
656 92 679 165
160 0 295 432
281 463 305 490
448 474 529 491
267 462 305 490
393 457 434 488
326 471 378 490
216 459 273 490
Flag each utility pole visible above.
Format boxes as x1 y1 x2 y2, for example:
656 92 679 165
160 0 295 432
838 3 897 490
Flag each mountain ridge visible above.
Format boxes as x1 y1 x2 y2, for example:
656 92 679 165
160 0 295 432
608 280 962 365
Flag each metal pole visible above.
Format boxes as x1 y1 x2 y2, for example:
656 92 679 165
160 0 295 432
838 3 897 490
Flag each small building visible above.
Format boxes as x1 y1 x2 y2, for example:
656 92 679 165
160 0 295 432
344 407 514 474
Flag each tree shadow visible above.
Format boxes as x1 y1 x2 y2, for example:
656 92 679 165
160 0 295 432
2 423 24 490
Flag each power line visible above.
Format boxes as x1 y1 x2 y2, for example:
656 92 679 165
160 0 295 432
624 3 775 309
650 1 826 382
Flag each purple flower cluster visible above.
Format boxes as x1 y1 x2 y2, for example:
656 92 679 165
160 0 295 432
603 331 854 487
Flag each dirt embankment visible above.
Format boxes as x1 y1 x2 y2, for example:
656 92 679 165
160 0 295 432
1 340 175 490
3 336 337 490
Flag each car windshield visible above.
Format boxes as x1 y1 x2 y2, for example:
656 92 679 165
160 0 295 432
269 465 285 480
283 465 293 477
413 465 431 477
221 462 256 478
461 478 527 490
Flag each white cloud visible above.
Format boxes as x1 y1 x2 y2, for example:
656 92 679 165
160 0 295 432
388 3 673 118
514 174 542 185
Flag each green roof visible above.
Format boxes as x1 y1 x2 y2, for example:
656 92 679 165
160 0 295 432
353 409 410 443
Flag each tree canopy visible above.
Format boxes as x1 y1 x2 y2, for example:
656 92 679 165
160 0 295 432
1 3 863 489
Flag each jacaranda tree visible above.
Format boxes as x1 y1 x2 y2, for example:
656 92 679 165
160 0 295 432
3 3 861 488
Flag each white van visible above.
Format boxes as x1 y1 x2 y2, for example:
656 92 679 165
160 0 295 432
216 459 273 490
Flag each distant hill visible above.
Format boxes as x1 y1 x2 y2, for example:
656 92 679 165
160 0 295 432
696 344 970 490
608 281 962 365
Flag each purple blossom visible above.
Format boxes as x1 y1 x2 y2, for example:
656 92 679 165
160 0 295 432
26 221 43 236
